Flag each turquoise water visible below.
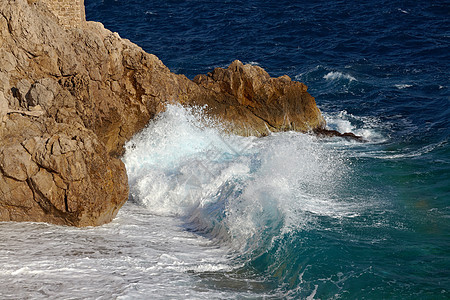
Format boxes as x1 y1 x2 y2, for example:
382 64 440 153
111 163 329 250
120 104 449 299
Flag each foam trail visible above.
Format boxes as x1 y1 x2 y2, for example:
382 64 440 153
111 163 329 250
323 71 356 82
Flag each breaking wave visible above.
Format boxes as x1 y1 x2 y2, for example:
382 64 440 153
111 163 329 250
121 104 383 297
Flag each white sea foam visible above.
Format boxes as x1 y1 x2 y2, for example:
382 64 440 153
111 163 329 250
394 83 413 89
373 139 448 160
323 110 386 143
397 8 410 14
123 105 361 254
323 71 356 82
0 204 238 300
123 104 254 217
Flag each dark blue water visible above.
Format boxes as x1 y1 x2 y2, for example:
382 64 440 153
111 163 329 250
86 1 449 298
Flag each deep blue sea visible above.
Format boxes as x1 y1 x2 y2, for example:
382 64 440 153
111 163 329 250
1 1 448 299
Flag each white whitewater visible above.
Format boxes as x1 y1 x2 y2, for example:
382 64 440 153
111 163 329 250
0 104 383 299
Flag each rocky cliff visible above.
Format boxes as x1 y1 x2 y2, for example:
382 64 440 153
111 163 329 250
0 0 325 226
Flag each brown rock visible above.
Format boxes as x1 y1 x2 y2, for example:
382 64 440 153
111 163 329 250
191 60 326 136
0 91 9 120
0 116 128 226
0 0 331 226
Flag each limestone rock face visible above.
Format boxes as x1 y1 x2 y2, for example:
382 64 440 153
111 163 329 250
0 0 130 226
0 0 325 226
0 116 127 226
192 60 325 135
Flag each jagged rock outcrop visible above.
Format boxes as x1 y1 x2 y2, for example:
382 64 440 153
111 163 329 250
192 60 325 136
0 0 326 226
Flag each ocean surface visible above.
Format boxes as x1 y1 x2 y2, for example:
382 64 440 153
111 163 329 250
1 0 449 299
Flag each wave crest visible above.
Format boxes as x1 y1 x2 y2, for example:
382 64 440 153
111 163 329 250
323 71 356 82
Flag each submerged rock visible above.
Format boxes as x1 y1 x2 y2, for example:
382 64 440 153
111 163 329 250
313 128 365 142
0 0 328 226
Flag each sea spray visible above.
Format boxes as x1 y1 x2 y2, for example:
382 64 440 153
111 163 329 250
123 103 352 231
123 104 255 218
122 104 368 297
